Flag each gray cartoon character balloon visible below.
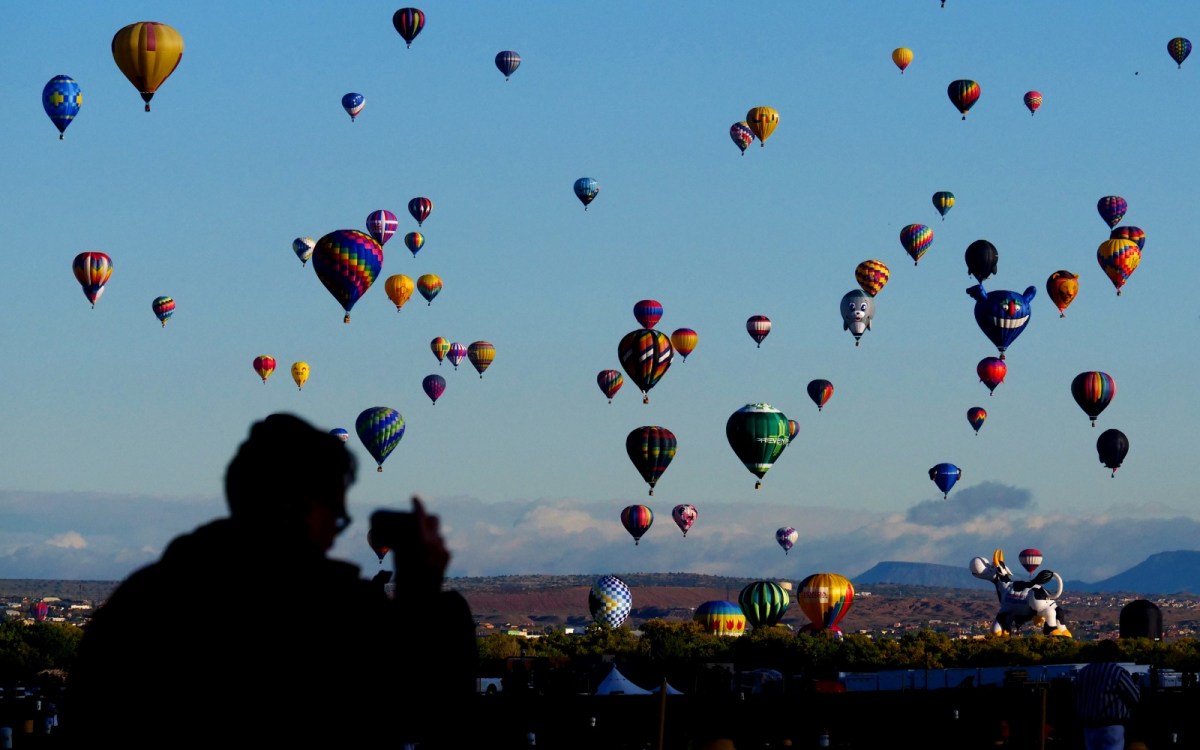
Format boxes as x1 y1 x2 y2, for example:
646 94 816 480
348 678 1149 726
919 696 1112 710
840 289 876 346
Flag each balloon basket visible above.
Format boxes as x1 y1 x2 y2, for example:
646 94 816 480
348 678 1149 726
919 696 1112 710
377 466 383 473
343 314 351 323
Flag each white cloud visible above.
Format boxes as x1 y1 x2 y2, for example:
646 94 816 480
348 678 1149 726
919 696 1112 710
46 532 87 550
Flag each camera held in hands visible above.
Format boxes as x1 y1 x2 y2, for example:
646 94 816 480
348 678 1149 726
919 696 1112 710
369 509 419 550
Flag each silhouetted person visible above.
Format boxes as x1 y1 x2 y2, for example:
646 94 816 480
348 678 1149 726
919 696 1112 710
65 413 476 748
1073 639 1140 750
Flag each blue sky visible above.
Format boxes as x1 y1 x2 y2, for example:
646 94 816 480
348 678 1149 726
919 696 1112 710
3 2 1199 587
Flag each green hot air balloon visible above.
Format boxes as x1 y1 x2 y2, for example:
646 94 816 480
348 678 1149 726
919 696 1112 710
738 580 791 629
726 403 790 489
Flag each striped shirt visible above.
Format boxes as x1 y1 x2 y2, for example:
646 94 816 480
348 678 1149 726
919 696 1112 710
1074 661 1140 725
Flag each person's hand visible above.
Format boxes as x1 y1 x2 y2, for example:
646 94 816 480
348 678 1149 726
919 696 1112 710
404 495 450 596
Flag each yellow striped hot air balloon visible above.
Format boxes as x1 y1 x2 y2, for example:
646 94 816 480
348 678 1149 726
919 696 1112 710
745 106 779 146
111 22 184 112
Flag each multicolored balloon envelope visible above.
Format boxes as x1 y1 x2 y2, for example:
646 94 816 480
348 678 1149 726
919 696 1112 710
293 237 315 267
495 50 521 79
786 420 799 439
617 328 673 403
341 92 365 121
422 373 446 404
447 342 467 369
1096 428 1128 477
430 336 450 364
797 573 854 634
746 315 772 347
729 121 754 154
727 404 789 489
626 426 677 496
694 600 746 636
43 75 82 139
929 462 961 498
1168 37 1192 68
392 7 425 48
1109 226 1145 251
73 252 113 308
977 357 1007 395
152 295 175 327
252 355 276 384
573 177 599 210
1071 371 1116 427
947 79 980 120
967 284 1036 359
855 260 889 297
633 299 663 329
356 406 405 472
776 526 798 554
807 379 834 411
892 47 913 73
417 273 442 305
588 574 632 628
620 504 653 545
408 197 433 226
312 230 383 323
467 341 495 378
111 21 183 111
1097 238 1140 296
1019 548 1043 574
671 504 697 536
670 328 698 361
739 581 790 629
745 106 779 146
1046 270 1079 317
900 224 933 265
365 210 398 246
1023 90 1042 115
1097 196 1127 229
967 406 987 434
932 191 955 220
404 232 425 258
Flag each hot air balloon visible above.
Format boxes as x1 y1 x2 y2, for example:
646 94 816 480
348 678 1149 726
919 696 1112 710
151 296 175 327
495 50 521 80
739 581 791 629
672 504 697 537
840 289 876 346
670 328 698 362
977 356 1007 395
404 232 424 258
312 230 383 323
1019 548 1043 574
365 210 398 246
620 504 654 545
892 47 913 73
966 284 1036 359
1168 37 1192 68
855 260 890 297
367 529 390 563
617 328 674 403
726 403 789 489
633 299 664 329
626 426 677 496
384 274 414 312
1110 226 1145 251
32 601 49 623
730 121 754 154
1097 196 1127 229
807 380 834 411
929 463 961 498
745 106 779 146
417 273 442 305
72 252 113 308
293 237 315 267
967 406 987 434
408 197 432 226
797 573 854 634
900 224 934 265
786 419 799 439
588 575 632 628
330 428 349 442
111 21 183 112
392 8 425 48
588 576 633 628
1071 371 1116 427
1097 428 1128 477
1023 91 1042 115
947 79 980 120
776 527 798 555
694 600 746 636
422 374 446 404
467 341 495 378
1046 271 1080 317
43 75 82 139
597 370 624 402
746 315 771 347
932 191 955 220
290 361 310 390
253 355 276 384
356 406 405 472
1097 238 1140 295
573 178 599 210
447 342 467 370
430 337 450 364
341 92 365 121
964 240 998 283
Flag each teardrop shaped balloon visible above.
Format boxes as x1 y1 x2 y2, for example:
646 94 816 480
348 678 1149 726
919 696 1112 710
588 575 632 628
356 406 405 472
947 79 981 120
776 527 798 554
495 50 521 80
367 529 390 563
467 340 496 378
617 328 673 403
1168 37 1192 68
1019 548 1043 574
597 369 624 403
797 573 854 633
573 177 599 210
408 197 432 226
967 406 987 434
385 274 414 312
1109 226 1145 251
43 75 82 139
1023 91 1042 115
928 462 961 498
447 342 467 370
290 361 310 390
626 426 677 496
786 419 799 439
1096 428 1128 477
312 230 383 323
1045 270 1079 317
341 92 365 121
392 8 425 48
422 373 446 404
73 252 113 308
633 299 664 329
854 260 889 297
746 315 771 347
932 191 955 220
417 273 442 305
892 47 913 73
977 356 1007 395
807 379 834 411
900 224 933 265
253 355 276 384
964 240 998 283
151 295 175 327
1097 196 1127 229
726 403 789 489
670 328 698 361
620 504 654 545
1097 238 1140 295
292 237 315 267
404 231 425 258
739 581 790 629
730 121 754 154
430 337 450 364
365 210 398 246
672 504 697 537
1071 371 1116 427
745 106 779 145
111 22 183 112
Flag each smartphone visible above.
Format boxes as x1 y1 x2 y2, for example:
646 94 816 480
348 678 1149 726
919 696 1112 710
368 509 419 550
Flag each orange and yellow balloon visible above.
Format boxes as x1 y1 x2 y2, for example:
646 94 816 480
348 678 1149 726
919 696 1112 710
892 47 913 74
745 106 779 146
1096 238 1141 296
253 355 276 384
111 22 184 112
854 260 890 297
1046 270 1080 317
385 274 414 312
796 572 854 634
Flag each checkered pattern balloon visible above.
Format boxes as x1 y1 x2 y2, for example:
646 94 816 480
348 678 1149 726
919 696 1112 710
588 575 632 628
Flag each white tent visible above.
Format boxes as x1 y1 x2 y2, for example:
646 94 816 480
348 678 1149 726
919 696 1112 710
594 665 652 695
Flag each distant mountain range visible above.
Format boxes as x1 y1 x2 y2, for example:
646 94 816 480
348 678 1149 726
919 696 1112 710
855 550 1200 595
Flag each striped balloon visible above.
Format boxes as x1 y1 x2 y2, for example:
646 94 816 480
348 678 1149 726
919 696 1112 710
365 210 398 246
588 575 632 628
447 342 467 370
670 327 698 361
797 573 854 633
746 315 772 347
72 252 113 307
626 426 676 495
807 379 834 411
430 336 450 364
355 407 405 472
392 7 425 48
312 230 383 323
633 299 664 329
417 273 442 304
408 197 433 226
932 191 955 220
854 259 889 297
695 600 746 636
947 79 981 119
1071 371 1116 427
597 369 624 402
404 231 425 258
899 224 934 265
617 329 674 403
151 296 175 327
468 341 496 378
620 504 654 545
738 581 791 629
495 50 521 80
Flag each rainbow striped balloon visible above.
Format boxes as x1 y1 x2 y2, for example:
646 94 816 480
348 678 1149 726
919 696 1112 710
312 229 383 322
